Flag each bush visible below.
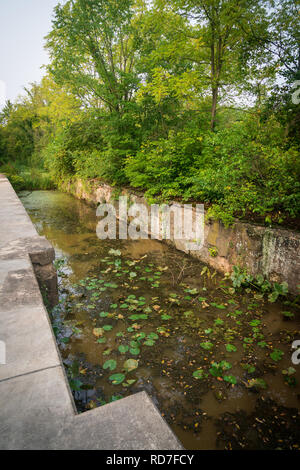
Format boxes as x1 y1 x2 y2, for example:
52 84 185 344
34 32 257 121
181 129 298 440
125 127 204 202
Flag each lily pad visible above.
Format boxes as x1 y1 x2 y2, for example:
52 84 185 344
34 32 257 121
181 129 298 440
103 325 113 331
200 341 213 350
123 359 139 372
109 373 126 385
103 359 117 371
192 369 207 380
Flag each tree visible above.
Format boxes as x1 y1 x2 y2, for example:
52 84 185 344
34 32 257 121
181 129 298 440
160 0 270 130
45 0 138 113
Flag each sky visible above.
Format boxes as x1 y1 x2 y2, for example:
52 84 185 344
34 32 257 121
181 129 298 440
0 0 63 106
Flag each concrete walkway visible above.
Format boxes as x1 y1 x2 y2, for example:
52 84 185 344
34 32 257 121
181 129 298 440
0 175 182 450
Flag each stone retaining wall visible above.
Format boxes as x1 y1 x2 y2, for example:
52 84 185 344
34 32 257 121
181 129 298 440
63 178 300 296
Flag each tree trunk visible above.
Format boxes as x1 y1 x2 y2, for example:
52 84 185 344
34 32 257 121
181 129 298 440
210 86 218 131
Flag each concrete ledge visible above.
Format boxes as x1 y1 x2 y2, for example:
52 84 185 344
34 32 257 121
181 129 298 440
0 175 182 450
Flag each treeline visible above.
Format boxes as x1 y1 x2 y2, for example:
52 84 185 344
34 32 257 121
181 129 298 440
0 0 299 227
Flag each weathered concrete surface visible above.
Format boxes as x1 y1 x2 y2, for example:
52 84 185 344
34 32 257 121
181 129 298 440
64 178 300 295
0 175 182 450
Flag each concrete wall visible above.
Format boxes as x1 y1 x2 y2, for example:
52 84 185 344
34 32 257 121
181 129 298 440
0 175 182 450
64 179 300 296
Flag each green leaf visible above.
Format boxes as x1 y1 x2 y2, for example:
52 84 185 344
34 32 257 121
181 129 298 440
69 378 83 391
247 378 267 389
225 344 237 353
129 347 140 355
129 314 148 321
147 332 158 340
241 364 256 373
192 369 207 380
97 337 107 344
118 345 129 354
200 341 213 350
103 359 117 371
270 349 284 362
103 325 113 331
223 375 237 384
161 314 172 320
100 311 109 318
109 373 125 385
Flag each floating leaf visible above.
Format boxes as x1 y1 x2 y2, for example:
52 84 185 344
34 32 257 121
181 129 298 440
249 319 261 327
247 378 267 389
103 359 117 371
270 349 284 362
161 314 172 320
223 375 237 384
147 332 158 340
122 379 137 388
282 367 296 376
225 344 237 353
118 345 129 354
103 325 113 331
241 364 256 373
200 341 213 350
129 314 148 321
129 272 137 278
129 347 140 355
211 303 226 309
108 249 121 256
185 288 198 295
97 337 107 344
93 328 104 338
100 311 109 318
123 359 138 372
69 378 83 391
257 341 267 348
103 348 112 356
192 369 207 380
282 311 294 319
109 373 125 385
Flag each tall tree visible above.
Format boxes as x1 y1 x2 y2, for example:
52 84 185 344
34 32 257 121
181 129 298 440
45 0 138 113
162 0 269 130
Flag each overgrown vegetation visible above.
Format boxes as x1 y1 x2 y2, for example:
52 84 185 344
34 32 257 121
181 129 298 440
1 0 299 227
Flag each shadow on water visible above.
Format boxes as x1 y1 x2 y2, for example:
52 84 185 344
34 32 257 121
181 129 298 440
20 190 300 450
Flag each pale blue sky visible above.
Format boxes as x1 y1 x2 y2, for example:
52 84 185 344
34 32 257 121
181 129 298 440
0 0 63 103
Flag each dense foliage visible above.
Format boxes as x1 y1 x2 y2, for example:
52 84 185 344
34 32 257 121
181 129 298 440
0 0 299 226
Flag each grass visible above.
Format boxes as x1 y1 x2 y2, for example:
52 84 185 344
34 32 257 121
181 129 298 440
0 163 56 191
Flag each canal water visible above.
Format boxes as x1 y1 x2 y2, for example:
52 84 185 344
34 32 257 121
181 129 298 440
20 190 300 450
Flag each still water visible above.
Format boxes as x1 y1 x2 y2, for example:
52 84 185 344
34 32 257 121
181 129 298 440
20 190 300 450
